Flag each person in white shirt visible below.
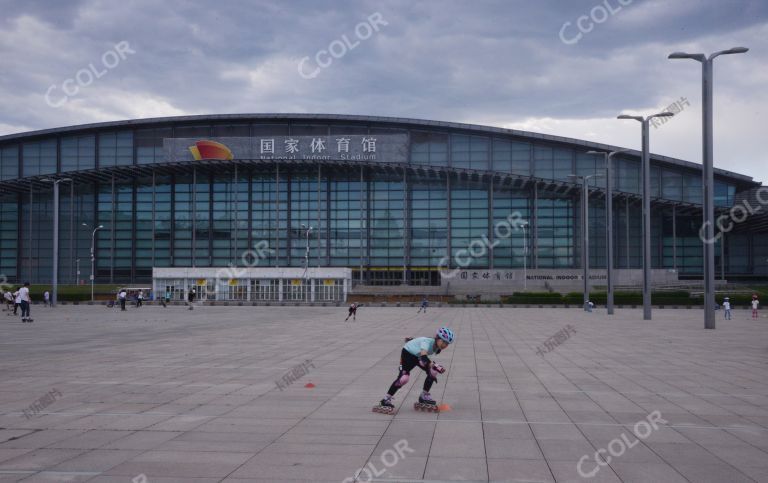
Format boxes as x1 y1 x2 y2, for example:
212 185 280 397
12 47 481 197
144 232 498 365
752 294 759 319
43 291 50 307
136 290 144 308
722 297 731 320
19 282 32 323
13 288 21 315
3 291 13 312
118 290 127 311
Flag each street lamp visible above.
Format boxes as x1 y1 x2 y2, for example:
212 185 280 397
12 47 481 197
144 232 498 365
569 173 603 310
587 149 629 315
300 223 313 271
82 223 105 302
520 222 529 291
41 177 72 307
618 112 674 320
668 46 748 330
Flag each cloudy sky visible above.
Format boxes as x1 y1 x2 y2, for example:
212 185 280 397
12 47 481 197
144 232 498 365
0 0 765 182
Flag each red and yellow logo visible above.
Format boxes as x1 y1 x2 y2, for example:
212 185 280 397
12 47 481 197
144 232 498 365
188 140 233 161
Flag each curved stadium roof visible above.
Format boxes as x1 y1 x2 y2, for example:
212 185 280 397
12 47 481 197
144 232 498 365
0 113 756 187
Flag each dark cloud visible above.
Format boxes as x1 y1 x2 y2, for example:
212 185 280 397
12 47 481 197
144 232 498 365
0 0 766 180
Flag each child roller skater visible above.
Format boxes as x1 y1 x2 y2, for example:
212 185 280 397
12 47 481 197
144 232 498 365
373 327 454 414
752 294 760 319
417 296 428 314
345 302 358 321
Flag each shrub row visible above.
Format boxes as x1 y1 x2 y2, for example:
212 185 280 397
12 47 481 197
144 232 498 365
502 291 711 306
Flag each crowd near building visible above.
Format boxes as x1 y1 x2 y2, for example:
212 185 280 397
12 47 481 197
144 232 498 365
0 114 765 301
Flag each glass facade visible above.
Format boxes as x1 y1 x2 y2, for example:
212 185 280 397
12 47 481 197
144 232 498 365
0 146 19 180
0 117 762 284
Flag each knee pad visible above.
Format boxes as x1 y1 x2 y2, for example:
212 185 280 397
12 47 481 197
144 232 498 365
395 372 410 387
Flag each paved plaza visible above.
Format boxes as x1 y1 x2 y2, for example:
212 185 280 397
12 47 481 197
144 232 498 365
0 304 766 482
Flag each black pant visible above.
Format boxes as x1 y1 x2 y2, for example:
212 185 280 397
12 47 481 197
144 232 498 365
387 349 436 396
20 300 30 318
136 299 142 307
120 298 126 310
13 303 18 315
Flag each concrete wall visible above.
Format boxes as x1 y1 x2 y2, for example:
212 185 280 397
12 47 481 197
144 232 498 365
441 268 679 295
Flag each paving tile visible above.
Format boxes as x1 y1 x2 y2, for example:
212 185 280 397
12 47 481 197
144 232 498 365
610 461 691 483
487 458 554 482
672 463 757 483
0 449 85 471
548 460 623 482
424 456 487 481
103 451 253 478
1 306 767 481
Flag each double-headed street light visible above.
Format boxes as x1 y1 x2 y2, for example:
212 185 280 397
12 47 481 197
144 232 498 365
82 223 105 302
41 177 72 307
587 149 629 315
569 172 603 311
668 46 749 330
618 112 674 320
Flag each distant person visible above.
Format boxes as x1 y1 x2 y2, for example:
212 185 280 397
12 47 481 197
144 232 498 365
417 297 428 314
722 297 732 320
187 288 195 310
13 288 21 315
19 282 32 323
165 290 171 307
118 289 127 311
752 294 760 319
587 301 595 313
345 302 358 321
4 291 13 312
136 291 144 308
43 290 50 307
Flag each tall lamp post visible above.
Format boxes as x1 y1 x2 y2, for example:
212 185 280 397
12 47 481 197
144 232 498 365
668 46 748 330
83 223 104 302
569 173 602 310
41 178 72 307
587 149 629 315
618 112 674 320
300 223 313 272
521 222 529 291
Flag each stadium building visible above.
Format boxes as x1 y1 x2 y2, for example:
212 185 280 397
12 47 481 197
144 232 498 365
0 114 765 301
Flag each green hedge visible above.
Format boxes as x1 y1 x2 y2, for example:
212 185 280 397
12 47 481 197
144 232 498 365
500 290 709 306
2 284 123 302
501 292 563 304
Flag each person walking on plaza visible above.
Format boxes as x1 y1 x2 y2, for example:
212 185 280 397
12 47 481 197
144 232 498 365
19 282 32 323
118 289 127 311
43 290 50 307
723 297 732 320
136 290 144 308
187 287 195 310
752 294 759 319
13 288 21 315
